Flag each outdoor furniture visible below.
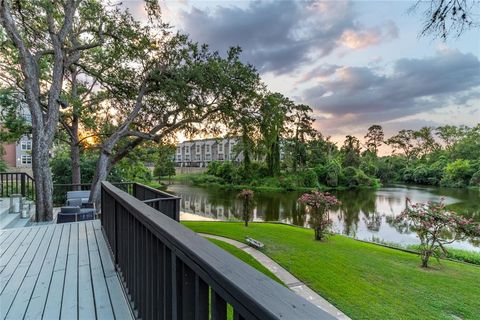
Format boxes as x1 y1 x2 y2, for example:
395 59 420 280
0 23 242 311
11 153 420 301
57 206 81 223
66 190 91 205
66 197 83 207
245 237 264 249
57 194 96 224
67 191 96 216
57 205 95 224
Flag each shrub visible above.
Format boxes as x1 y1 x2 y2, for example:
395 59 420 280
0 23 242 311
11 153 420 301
237 189 254 227
300 168 318 188
396 199 480 268
206 161 222 176
0 158 7 172
279 175 296 191
313 164 326 183
324 160 341 187
341 166 358 187
360 161 377 177
354 169 377 186
298 191 341 241
215 162 236 184
469 170 480 186
441 159 474 187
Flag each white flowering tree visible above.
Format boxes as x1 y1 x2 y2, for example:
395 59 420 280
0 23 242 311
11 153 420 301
298 191 341 241
397 199 480 267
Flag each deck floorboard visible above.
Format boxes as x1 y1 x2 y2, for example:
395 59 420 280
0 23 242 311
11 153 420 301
0 221 133 320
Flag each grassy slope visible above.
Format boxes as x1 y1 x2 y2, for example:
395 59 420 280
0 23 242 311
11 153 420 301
183 222 480 320
206 238 284 285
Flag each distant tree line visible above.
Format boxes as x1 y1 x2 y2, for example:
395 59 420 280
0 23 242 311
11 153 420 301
202 123 480 190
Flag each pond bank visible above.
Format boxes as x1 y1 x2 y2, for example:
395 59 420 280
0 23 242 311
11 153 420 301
183 222 480 320
169 182 480 252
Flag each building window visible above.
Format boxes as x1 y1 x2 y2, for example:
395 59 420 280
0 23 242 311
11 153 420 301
177 147 181 154
186 147 190 154
21 140 32 150
196 145 200 153
218 143 223 153
206 145 210 153
21 155 32 164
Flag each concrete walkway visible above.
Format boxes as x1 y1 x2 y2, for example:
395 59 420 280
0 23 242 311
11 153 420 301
180 211 217 221
200 233 351 320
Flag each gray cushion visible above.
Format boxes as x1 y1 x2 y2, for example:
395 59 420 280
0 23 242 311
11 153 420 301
60 206 81 214
67 198 83 207
80 208 95 215
67 191 91 200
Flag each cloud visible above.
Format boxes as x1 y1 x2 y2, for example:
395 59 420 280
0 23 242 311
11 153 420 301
178 0 397 74
339 21 398 49
302 49 480 133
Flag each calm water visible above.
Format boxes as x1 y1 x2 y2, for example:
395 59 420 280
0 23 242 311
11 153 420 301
166 183 480 251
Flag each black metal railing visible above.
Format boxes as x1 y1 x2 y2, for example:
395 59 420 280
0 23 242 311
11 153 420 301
0 172 35 199
132 183 180 221
101 182 332 320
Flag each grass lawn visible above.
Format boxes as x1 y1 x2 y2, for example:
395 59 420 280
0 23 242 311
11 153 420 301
183 221 480 320
206 238 284 285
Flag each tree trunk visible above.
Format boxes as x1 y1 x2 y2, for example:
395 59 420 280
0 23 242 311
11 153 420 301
421 250 431 268
243 208 249 227
314 227 322 241
31 131 54 221
70 127 81 189
90 149 111 211
70 67 81 189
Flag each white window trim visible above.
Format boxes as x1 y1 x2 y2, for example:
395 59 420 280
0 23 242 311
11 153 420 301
21 140 32 151
21 155 32 164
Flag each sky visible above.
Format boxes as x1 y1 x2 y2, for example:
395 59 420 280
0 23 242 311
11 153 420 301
123 0 480 147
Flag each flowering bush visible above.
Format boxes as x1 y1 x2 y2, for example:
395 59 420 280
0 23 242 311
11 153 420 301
396 198 480 268
237 189 254 227
298 191 341 240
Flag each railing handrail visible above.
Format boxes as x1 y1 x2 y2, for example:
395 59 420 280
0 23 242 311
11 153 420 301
142 196 181 204
101 182 332 319
133 182 178 198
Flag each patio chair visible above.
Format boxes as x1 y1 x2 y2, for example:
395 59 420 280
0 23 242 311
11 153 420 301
58 198 95 223
57 206 81 223
67 192 96 213
66 190 91 205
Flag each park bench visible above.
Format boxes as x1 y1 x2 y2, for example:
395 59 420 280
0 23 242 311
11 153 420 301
246 237 264 249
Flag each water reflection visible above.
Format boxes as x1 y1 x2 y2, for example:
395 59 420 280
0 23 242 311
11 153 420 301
167 183 480 251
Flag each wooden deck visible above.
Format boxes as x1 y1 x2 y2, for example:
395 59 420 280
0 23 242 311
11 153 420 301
0 220 134 320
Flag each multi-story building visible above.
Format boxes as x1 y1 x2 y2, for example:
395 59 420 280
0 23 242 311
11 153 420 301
0 103 33 170
175 138 243 167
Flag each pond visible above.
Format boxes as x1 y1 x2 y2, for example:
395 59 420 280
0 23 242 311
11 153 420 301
166 183 480 252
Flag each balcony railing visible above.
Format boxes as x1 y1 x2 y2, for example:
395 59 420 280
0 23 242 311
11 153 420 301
132 183 180 221
101 182 332 320
0 172 35 199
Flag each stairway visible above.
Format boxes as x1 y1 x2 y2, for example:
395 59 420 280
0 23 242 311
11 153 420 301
0 197 33 229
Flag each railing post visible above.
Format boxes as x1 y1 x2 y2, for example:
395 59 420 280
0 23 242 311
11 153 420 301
211 291 227 320
114 200 119 265
175 198 180 222
20 173 26 197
